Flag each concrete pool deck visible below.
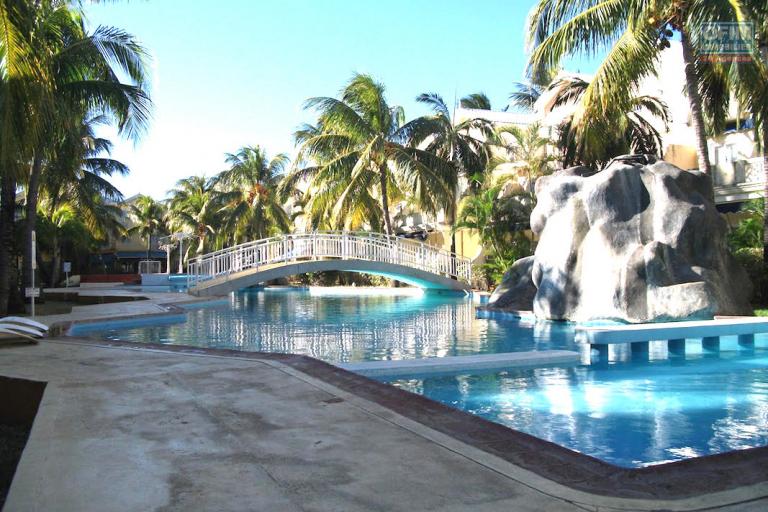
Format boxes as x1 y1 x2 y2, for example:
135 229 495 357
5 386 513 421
2 338 768 512
3 288 768 511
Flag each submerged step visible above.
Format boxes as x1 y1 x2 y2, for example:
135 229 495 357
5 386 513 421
339 350 580 378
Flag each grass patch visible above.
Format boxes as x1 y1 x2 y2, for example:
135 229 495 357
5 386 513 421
754 309 768 317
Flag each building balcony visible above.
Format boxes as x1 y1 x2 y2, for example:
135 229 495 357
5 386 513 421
713 157 766 204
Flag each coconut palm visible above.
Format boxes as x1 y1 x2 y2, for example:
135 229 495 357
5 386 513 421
0 0 49 313
402 93 494 252
490 122 556 193
460 93 492 110
215 146 291 243
287 74 455 235
21 2 150 295
708 3 768 273
127 195 166 262
455 186 534 285
548 77 670 169
167 176 220 259
38 114 129 284
526 0 750 176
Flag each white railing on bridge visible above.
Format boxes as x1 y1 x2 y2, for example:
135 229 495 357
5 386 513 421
187 231 472 288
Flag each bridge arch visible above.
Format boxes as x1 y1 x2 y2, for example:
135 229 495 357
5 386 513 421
187 232 471 296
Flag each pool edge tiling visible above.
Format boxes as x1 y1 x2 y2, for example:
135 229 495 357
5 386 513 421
49 336 768 502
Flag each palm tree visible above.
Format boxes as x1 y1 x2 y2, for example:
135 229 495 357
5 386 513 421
402 93 494 253
548 77 670 169
508 67 558 112
460 93 492 110
713 3 768 279
526 0 749 176
215 146 291 243
0 0 48 313
127 195 166 263
490 122 556 193
287 74 454 235
21 2 151 295
38 114 129 284
455 186 535 285
167 176 220 259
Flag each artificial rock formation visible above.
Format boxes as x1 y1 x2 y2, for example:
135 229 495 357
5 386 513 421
488 160 752 323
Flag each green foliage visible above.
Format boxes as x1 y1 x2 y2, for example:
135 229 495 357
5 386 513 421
284 74 455 234
733 248 767 306
214 146 292 243
727 199 764 252
550 77 670 169
456 186 535 287
127 195 166 258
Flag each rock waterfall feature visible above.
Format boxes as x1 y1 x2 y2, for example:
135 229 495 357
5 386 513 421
487 160 752 323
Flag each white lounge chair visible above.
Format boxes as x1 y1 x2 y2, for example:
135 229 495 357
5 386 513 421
0 316 48 342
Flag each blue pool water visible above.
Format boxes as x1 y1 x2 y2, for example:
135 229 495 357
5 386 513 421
71 287 768 467
385 352 768 467
72 288 581 362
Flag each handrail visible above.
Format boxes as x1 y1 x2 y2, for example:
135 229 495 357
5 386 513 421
187 231 472 288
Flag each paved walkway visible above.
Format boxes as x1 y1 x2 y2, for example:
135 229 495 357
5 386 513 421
35 288 214 328
2 340 583 512
2 340 767 512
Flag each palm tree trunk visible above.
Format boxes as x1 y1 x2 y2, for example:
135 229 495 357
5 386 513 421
50 231 61 287
761 120 768 300
23 151 44 291
0 176 17 315
379 164 393 235
680 28 713 175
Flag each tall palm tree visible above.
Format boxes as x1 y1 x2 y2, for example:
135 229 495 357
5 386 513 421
714 3 768 278
167 176 220 259
286 74 454 235
549 77 670 169
21 2 151 294
526 0 749 176
0 0 48 313
402 93 493 253
38 114 129 284
127 195 166 262
214 146 291 243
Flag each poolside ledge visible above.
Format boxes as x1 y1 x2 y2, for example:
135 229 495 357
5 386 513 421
340 350 579 377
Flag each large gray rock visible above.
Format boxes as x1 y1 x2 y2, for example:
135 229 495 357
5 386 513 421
491 160 752 323
487 256 537 310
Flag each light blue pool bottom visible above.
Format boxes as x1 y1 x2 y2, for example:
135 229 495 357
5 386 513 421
383 351 768 468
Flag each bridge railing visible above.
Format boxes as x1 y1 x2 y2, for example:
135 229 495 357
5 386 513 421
187 231 472 288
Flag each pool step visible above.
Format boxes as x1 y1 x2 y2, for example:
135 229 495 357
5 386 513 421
339 350 580 378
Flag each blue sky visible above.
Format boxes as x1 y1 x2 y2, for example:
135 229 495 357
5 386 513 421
84 0 594 199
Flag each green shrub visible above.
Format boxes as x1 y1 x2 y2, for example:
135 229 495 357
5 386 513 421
732 248 768 307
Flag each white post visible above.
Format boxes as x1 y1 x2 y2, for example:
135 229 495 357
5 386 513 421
30 230 36 318
178 237 184 274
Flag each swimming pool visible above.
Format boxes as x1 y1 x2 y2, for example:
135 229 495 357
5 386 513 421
69 287 768 467
71 287 582 362
383 350 768 467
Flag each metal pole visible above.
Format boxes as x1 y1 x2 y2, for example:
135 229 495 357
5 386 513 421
178 237 184 274
30 230 36 318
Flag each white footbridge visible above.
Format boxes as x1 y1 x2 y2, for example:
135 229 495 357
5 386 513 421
187 232 472 296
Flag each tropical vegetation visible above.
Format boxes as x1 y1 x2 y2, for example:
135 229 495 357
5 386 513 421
2 1 768 312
